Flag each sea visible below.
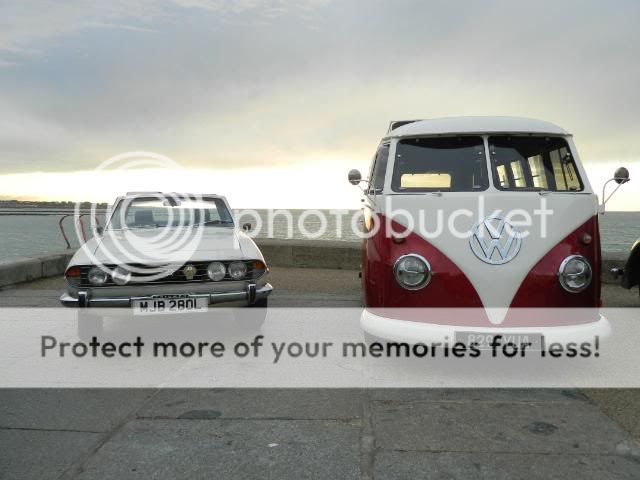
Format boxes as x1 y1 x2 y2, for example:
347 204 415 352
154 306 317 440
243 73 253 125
0 209 638 260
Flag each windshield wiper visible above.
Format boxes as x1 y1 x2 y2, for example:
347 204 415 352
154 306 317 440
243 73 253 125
199 220 234 227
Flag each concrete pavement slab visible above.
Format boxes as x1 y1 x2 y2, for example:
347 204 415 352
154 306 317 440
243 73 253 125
76 419 360 480
138 389 364 420
268 292 360 307
372 400 634 454
267 267 361 296
374 451 640 479
584 389 640 439
0 429 102 480
0 389 156 432
370 388 591 403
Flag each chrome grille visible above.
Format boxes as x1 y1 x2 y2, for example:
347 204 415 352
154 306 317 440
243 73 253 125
79 260 258 287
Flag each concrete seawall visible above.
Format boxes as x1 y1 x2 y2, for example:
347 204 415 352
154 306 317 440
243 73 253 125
0 251 74 288
0 240 630 288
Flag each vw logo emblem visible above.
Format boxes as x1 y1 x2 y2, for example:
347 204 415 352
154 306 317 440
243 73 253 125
469 216 522 265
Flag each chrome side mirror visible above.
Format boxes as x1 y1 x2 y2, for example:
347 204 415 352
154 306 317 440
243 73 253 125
242 222 252 232
614 167 630 185
348 169 363 185
600 167 630 214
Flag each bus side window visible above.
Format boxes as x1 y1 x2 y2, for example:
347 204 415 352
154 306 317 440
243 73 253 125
509 160 526 188
496 164 510 188
527 154 549 189
369 143 390 193
549 148 581 191
550 149 567 190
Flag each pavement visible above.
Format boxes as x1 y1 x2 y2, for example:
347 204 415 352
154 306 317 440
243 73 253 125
1 268 640 479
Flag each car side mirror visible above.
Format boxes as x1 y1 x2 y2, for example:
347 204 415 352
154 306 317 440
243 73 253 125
348 169 363 185
242 222 252 232
600 166 630 214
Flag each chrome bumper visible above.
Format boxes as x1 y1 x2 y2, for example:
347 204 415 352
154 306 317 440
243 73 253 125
60 283 272 308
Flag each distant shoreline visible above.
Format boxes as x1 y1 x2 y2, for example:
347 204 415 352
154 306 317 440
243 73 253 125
0 200 636 214
0 200 108 209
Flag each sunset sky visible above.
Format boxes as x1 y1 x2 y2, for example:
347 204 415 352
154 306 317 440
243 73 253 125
0 0 638 209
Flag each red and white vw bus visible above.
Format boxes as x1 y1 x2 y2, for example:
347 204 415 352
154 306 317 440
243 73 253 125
349 116 629 347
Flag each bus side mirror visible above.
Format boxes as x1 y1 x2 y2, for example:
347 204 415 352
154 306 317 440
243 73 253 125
614 167 630 185
348 169 363 185
600 167 630 214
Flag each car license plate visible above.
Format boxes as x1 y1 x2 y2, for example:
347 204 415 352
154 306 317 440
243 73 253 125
455 331 543 350
133 296 208 315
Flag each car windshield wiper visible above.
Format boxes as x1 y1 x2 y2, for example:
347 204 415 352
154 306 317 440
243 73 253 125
199 220 235 227
128 224 160 229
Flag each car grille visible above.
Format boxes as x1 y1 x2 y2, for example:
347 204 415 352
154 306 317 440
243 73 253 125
78 260 258 287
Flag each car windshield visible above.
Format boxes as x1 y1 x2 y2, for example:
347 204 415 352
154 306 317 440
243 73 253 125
107 196 234 229
391 136 489 192
489 136 583 191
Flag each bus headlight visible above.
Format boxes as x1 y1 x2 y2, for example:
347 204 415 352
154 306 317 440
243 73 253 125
558 255 592 292
394 254 432 290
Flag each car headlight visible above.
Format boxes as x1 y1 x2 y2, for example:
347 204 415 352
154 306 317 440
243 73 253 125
558 255 592 293
111 266 131 286
393 254 431 290
88 267 109 286
228 261 247 281
207 262 226 281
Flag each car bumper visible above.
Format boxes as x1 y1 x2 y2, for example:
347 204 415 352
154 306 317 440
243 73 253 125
360 308 611 346
60 282 273 308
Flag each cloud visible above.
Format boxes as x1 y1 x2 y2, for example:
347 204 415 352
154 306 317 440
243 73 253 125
0 0 328 53
0 0 638 178
82 22 160 33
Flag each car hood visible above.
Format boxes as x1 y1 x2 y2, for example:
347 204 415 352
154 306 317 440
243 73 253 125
80 227 263 264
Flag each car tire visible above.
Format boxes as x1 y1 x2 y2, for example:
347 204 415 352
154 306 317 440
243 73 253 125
233 298 268 332
77 312 103 342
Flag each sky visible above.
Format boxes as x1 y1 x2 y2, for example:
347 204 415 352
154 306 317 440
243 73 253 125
0 0 638 209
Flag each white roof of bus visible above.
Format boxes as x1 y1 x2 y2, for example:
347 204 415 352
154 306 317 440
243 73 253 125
387 116 569 137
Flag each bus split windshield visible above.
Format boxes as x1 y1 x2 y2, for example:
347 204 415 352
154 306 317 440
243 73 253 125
489 136 583 191
391 136 489 192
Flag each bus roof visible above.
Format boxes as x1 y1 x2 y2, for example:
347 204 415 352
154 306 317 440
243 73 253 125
386 116 569 137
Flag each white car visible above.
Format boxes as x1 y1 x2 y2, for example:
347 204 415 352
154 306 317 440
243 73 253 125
60 192 272 339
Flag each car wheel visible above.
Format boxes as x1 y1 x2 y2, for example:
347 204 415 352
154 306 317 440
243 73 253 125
77 312 103 342
233 298 268 332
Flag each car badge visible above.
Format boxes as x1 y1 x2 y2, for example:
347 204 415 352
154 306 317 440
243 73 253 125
469 215 522 265
182 264 197 280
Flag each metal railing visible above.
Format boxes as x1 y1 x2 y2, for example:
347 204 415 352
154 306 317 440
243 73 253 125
58 214 100 249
